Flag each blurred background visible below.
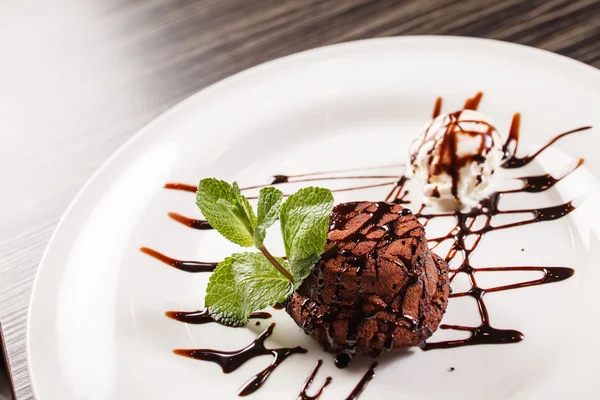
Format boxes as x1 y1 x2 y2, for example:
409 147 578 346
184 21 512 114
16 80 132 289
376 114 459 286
0 1 598 398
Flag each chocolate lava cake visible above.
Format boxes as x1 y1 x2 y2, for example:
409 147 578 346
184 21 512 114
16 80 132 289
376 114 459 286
286 201 449 357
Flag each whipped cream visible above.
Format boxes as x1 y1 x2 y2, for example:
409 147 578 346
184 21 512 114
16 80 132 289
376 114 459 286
407 110 504 211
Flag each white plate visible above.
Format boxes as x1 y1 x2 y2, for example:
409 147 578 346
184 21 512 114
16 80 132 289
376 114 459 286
28 37 600 399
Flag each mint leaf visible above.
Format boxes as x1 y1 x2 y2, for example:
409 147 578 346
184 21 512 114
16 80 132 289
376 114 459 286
204 256 245 326
288 255 320 288
280 187 334 285
196 179 255 247
254 187 283 248
232 182 257 232
205 253 293 326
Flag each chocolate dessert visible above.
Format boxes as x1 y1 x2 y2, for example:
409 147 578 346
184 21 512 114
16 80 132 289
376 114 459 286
147 93 585 397
286 201 450 359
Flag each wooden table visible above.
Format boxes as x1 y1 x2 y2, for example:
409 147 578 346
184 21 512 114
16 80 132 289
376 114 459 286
1 0 598 398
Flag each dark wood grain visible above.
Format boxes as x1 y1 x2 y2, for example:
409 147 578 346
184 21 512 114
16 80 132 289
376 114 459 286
0 0 598 398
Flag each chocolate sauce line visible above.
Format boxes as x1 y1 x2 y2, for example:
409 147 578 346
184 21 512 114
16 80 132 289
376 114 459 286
244 175 400 189
445 112 461 199
463 92 483 110
167 212 212 229
140 247 217 272
164 182 196 192
449 266 574 298
226 182 397 201
425 325 524 350
344 362 378 400
174 323 307 397
502 113 520 159
166 309 272 324
426 199 578 245
483 201 577 233
432 97 443 118
297 360 332 400
331 181 396 193
503 125 591 169
165 178 397 230
165 172 404 194
273 163 405 180
502 159 583 194
384 175 408 203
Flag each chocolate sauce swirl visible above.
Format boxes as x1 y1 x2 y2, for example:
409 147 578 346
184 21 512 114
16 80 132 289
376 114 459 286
175 323 307 397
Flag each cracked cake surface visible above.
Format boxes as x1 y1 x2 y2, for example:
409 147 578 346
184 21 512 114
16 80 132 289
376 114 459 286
286 201 450 357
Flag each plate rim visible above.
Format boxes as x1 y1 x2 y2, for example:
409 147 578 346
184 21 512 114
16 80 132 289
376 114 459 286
25 35 600 399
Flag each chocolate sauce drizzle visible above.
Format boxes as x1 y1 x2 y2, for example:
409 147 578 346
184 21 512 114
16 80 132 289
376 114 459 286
297 360 378 400
463 92 483 110
503 159 583 194
168 212 212 229
392 95 587 350
175 323 307 397
166 309 272 325
345 362 378 400
432 97 443 119
297 360 332 400
145 92 590 397
140 247 217 272
164 182 196 192
165 174 400 194
164 175 400 229
503 123 591 169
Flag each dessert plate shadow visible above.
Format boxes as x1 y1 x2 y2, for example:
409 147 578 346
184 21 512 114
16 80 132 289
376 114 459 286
27 37 600 399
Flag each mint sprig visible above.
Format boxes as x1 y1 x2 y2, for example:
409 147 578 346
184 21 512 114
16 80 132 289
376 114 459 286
196 179 334 326
205 253 292 326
